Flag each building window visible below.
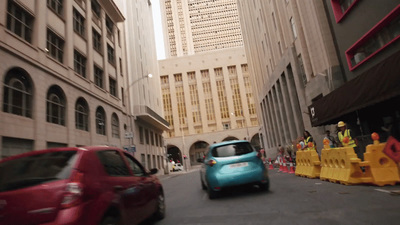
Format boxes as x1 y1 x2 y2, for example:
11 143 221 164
74 50 86 77
107 44 115 65
75 98 89 131
119 58 123 75
111 113 120 138
121 87 125 105
3 68 32 118
47 0 63 16
150 131 154 145
6 0 34 43
106 15 114 41
92 28 102 52
346 6 400 71
73 8 85 37
298 54 307 87
145 129 149 144
94 65 103 88
223 123 230 130
139 126 144 144
47 29 64 63
290 17 297 39
46 86 65 125
331 0 359 23
91 0 101 18
109 77 117 97
96 107 106 135
272 12 277 30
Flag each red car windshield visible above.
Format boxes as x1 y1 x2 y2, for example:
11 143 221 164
0 151 78 192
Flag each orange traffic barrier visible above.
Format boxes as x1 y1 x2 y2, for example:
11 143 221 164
278 157 284 172
282 158 288 173
268 158 274 170
288 159 295 174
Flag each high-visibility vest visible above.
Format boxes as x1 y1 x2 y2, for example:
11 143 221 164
338 129 357 147
305 136 316 151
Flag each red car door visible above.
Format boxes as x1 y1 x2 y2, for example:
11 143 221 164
96 150 148 224
121 153 159 220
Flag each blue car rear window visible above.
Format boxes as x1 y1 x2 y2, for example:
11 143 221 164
212 142 254 157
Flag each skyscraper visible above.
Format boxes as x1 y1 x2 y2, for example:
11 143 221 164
161 0 244 57
158 0 260 167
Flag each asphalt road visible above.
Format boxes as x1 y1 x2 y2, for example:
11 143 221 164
152 167 400 225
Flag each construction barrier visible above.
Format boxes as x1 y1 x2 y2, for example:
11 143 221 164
320 140 332 181
294 147 320 178
359 133 400 186
293 133 400 186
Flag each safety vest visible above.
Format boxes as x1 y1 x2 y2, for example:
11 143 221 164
338 129 357 147
304 136 316 151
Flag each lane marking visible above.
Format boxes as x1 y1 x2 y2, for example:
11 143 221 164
375 189 391 194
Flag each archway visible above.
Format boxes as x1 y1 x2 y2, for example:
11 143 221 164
189 141 209 165
167 146 183 164
250 134 261 150
222 136 239 142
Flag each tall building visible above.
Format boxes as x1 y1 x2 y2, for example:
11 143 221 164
158 0 260 167
115 0 170 172
237 0 400 158
161 0 243 57
310 1 400 155
0 0 128 157
237 0 341 158
0 0 168 175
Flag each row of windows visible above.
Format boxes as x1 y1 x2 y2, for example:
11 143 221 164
7 0 118 69
344 5 400 70
7 0 120 97
331 0 359 23
3 68 121 138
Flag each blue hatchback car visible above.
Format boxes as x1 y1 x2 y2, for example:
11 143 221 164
199 140 269 199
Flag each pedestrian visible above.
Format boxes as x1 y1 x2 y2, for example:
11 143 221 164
323 130 337 148
303 130 316 151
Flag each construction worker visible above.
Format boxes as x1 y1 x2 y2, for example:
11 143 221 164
337 121 358 147
303 130 316 151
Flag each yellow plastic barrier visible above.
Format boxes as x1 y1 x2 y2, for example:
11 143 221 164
318 137 365 185
295 148 320 178
336 146 364 185
359 133 400 186
295 150 306 177
328 147 340 183
320 140 332 181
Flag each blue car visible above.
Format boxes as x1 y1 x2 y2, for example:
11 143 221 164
199 140 269 199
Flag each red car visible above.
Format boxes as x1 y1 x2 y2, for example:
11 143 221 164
0 146 165 225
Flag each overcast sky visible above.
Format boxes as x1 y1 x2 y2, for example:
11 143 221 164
151 0 166 60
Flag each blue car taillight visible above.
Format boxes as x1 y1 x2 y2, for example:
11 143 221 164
207 159 217 167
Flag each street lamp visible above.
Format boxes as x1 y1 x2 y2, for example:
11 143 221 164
127 73 152 88
124 73 153 154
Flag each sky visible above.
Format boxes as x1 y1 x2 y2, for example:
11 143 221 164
151 0 166 60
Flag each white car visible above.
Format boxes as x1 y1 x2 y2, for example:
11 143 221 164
173 163 183 171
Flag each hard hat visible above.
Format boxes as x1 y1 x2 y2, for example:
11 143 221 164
338 121 346 127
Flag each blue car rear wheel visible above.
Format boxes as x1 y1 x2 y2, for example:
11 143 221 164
207 181 218 199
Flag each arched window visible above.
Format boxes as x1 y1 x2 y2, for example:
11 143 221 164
75 98 89 131
96 106 106 135
111 113 120 138
46 85 66 125
3 68 33 118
